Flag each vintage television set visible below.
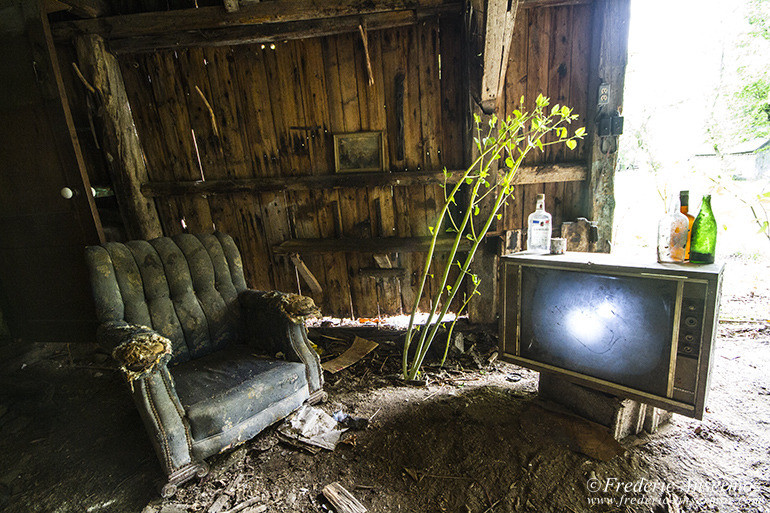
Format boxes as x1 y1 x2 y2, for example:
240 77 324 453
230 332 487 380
499 252 724 420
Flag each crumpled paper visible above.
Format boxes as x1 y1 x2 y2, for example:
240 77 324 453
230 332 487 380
277 405 347 451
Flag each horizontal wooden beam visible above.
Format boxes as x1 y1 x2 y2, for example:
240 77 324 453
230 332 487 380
520 0 592 8
141 163 587 197
51 0 456 41
107 7 459 54
55 0 110 18
274 236 472 255
359 267 407 278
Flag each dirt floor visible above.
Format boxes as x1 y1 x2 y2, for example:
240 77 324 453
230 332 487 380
0 254 769 513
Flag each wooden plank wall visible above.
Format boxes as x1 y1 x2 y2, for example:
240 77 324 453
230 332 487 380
501 2 593 239
117 17 465 319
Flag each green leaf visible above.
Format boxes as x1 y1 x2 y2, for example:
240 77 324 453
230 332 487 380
497 213 503 220
473 113 481 124
474 205 480 216
505 157 514 168
535 139 544 152
428 226 434 234
561 105 571 117
466 177 474 185
566 139 577 150
575 126 587 137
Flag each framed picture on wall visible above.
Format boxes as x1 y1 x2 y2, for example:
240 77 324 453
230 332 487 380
333 131 385 173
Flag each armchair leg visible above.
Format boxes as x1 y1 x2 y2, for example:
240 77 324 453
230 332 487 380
306 388 328 405
159 461 209 498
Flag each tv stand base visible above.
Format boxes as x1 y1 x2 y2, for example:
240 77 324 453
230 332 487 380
538 373 672 441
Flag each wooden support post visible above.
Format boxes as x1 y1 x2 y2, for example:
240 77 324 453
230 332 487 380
585 0 631 253
74 34 163 240
470 0 520 113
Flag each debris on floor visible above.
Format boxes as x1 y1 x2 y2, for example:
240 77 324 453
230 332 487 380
322 482 367 513
321 336 378 374
276 405 347 451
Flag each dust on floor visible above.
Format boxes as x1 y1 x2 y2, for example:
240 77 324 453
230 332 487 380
0 255 768 513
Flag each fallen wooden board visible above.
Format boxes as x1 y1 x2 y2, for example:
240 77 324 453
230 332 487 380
322 482 367 513
321 336 378 374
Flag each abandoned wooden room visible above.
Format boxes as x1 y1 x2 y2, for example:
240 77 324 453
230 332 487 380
1 0 769 512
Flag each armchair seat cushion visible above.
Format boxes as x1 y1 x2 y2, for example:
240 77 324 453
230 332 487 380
170 345 308 441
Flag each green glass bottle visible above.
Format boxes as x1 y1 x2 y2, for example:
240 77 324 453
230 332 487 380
689 195 717 264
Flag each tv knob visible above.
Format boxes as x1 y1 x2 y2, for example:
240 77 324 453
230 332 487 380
684 334 695 343
684 346 692 353
684 317 698 328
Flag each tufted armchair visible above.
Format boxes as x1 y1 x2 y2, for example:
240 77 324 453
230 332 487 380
85 232 324 496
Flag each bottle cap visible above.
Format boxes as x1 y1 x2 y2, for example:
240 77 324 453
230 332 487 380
536 194 545 200
680 190 689 206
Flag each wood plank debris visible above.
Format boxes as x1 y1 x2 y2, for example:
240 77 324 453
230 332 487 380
321 336 379 374
322 482 368 513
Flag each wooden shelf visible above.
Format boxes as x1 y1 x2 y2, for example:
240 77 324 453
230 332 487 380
141 163 588 198
273 236 471 255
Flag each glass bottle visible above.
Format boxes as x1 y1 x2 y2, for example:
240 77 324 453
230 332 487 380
657 196 689 263
527 194 552 253
690 195 717 264
679 190 695 260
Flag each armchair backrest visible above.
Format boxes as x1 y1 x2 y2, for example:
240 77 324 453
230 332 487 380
85 232 247 364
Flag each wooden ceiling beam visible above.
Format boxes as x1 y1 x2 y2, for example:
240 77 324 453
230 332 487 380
51 0 453 41
55 0 110 18
106 6 460 54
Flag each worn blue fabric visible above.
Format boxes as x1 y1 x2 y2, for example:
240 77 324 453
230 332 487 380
85 233 246 364
171 345 308 441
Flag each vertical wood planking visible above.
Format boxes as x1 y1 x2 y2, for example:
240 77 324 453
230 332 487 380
360 30 402 315
336 32 379 317
261 44 305 293
403 24 432 312
280 41 327 305
232 47 289 291
380 26 417 312
201 46 275 290
502 5 529 235
116 20 475 317
544 6 573 234
418 18 449 313
566 3 593 220
297 38 353 317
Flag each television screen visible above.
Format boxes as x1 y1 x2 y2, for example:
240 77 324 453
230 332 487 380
519 267 678 397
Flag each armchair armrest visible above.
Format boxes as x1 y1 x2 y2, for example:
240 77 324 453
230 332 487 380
239 290 324 393
99 321 172 382
98 322 196 477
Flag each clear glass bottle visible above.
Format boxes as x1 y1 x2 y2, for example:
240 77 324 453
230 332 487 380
657 196 689 263
690 195 717 264
527 194 552 253
679 190 696 260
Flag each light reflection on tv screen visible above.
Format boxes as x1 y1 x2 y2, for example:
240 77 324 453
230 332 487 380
520 267 677 397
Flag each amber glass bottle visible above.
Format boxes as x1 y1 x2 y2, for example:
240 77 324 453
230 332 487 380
679 191 696 260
